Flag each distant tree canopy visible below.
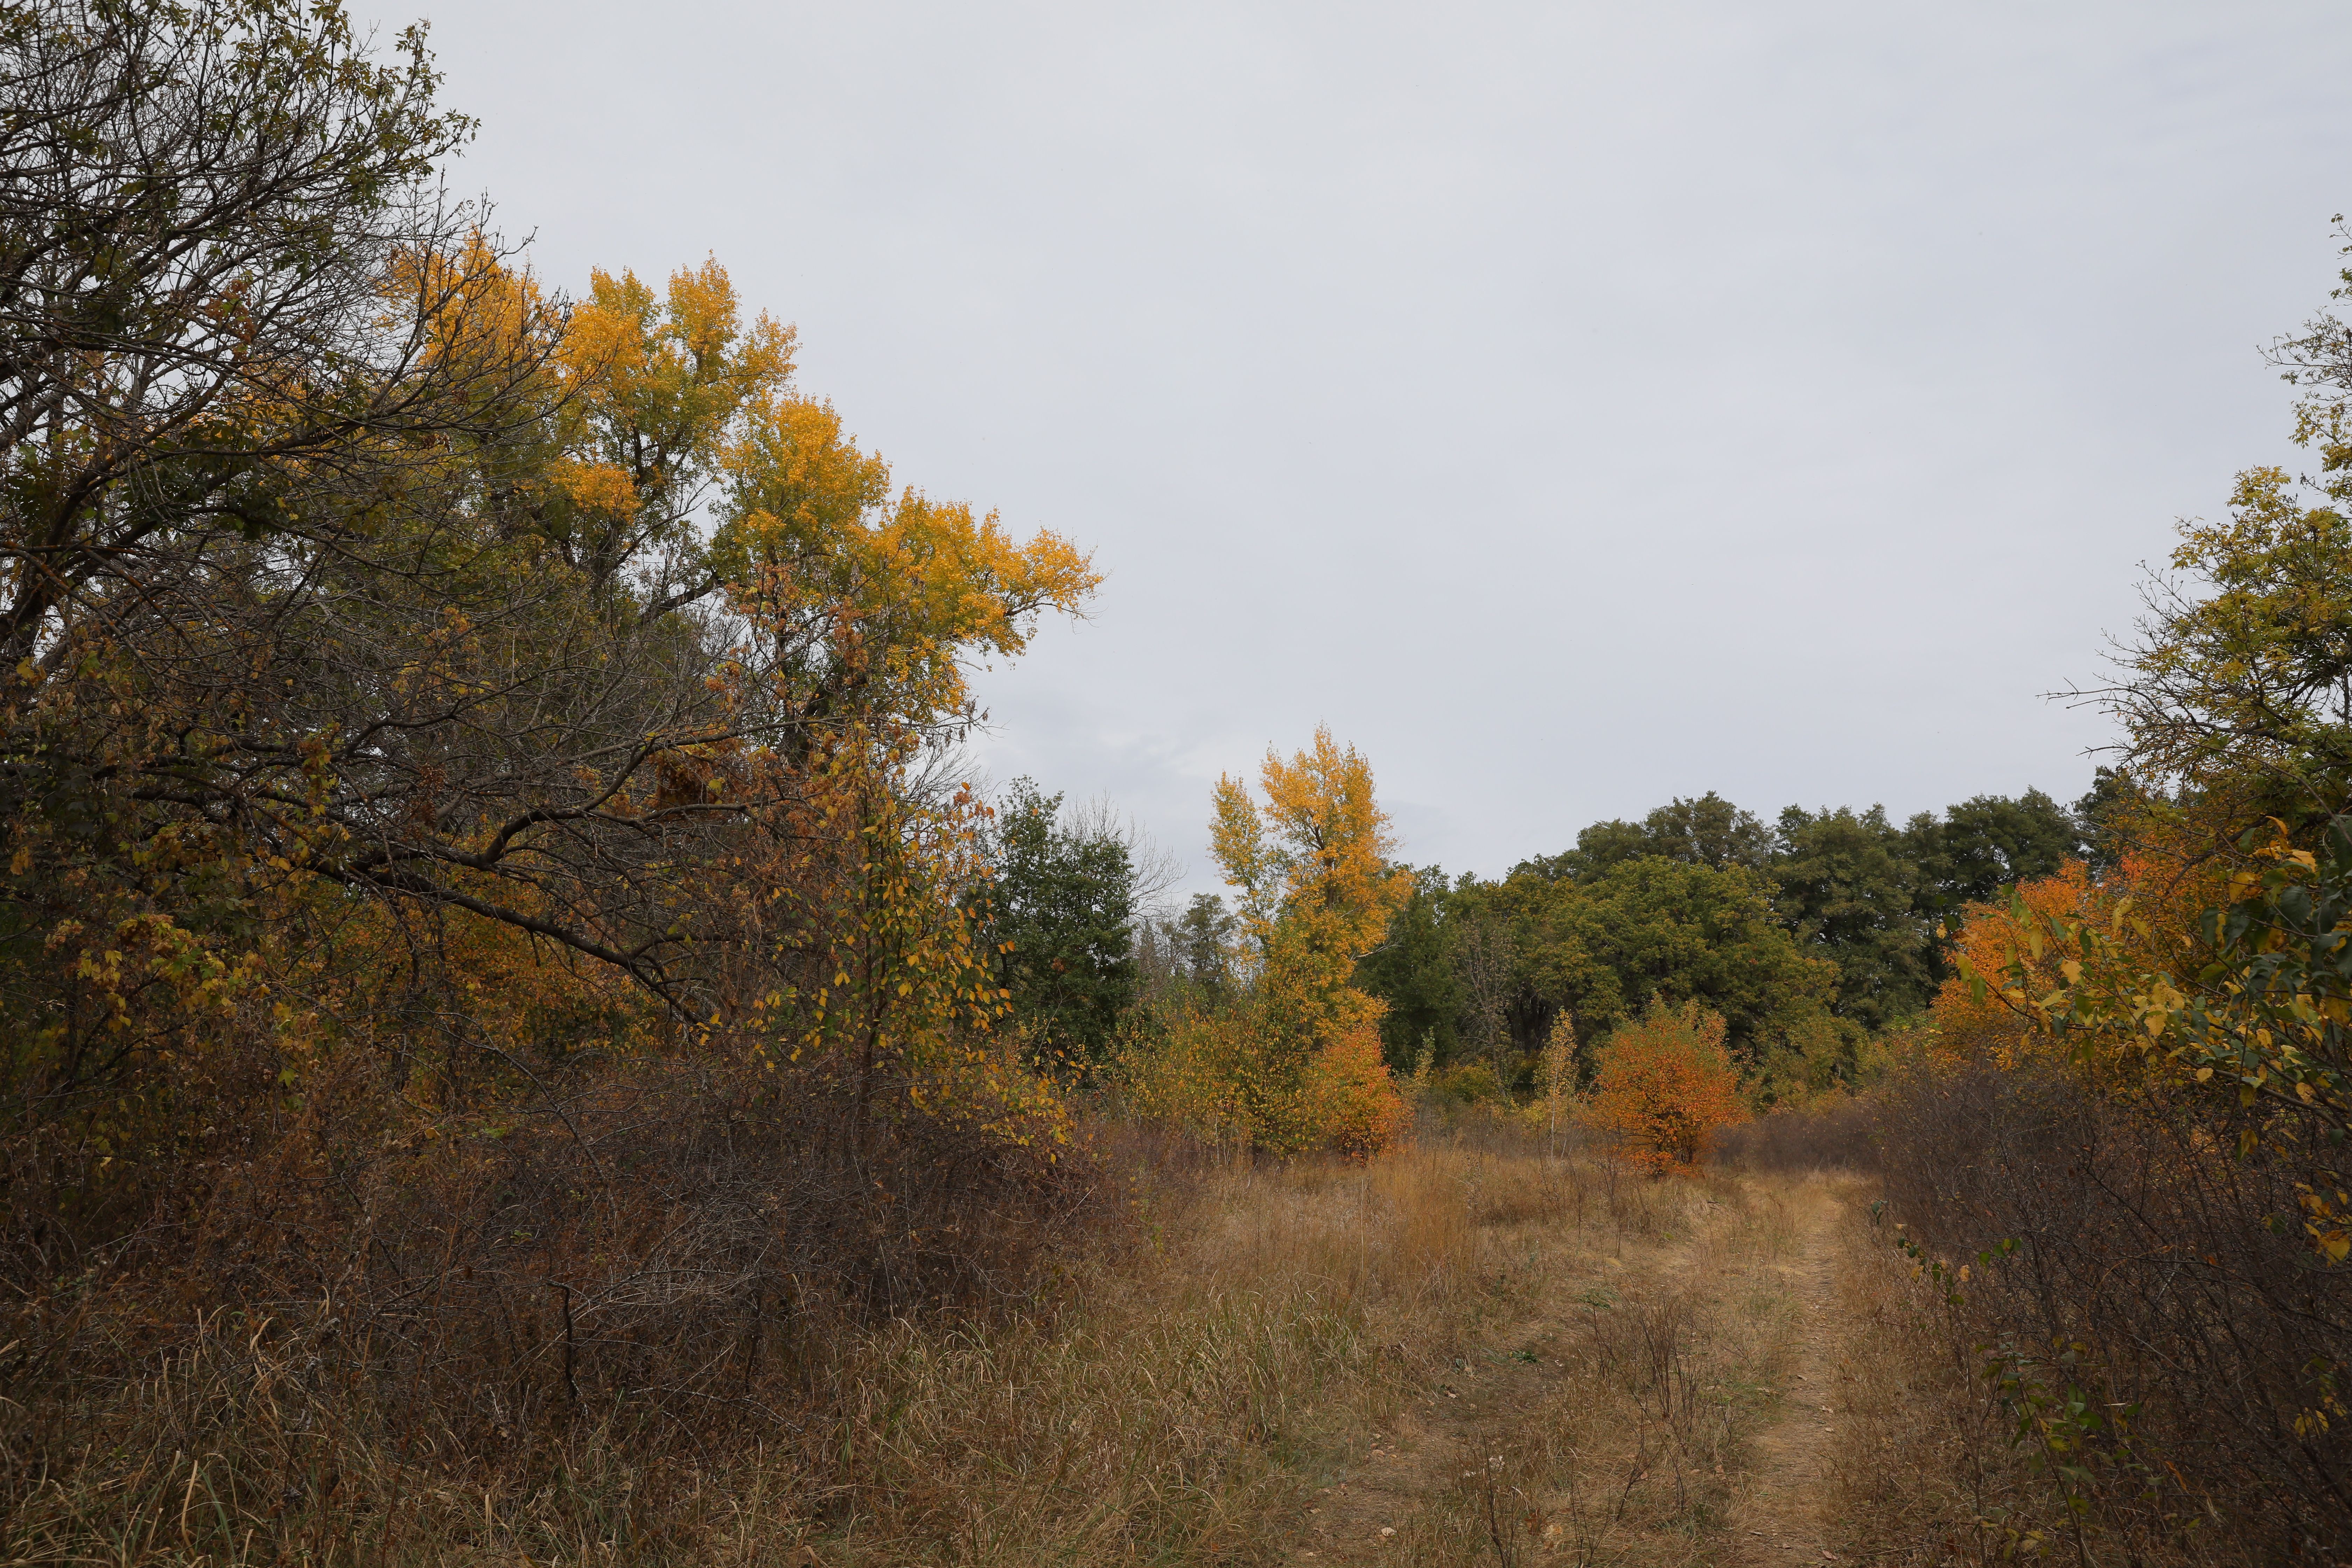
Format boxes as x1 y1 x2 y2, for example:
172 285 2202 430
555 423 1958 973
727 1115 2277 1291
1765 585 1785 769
1513 790 1773 881
1357 785 2100 1092
1772 804 1931 1032
1137 892 1240 996
1908 789 2082 912
1359 852 1836 1090
1348 865 1458 1058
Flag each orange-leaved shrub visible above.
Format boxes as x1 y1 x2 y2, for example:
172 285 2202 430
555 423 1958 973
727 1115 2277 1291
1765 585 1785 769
1579 1000 1746 1173
1868 821 2352 1554
1927 847 2220 1069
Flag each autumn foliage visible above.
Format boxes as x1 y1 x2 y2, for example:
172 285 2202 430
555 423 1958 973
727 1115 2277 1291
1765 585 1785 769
1580 1000 1747 1173
0 2 1126 1506
1117 727 1412 1155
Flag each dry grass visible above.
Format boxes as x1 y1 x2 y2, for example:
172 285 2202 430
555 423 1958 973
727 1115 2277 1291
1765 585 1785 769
6 1133 1924 1567
1822 1202 2078 1567
1294 1162 1833 1567
2 1138 1595 1565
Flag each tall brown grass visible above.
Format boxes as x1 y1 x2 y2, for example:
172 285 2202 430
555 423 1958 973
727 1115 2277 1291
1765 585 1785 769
2 1131 1589 1564
1711 1095 1875 1172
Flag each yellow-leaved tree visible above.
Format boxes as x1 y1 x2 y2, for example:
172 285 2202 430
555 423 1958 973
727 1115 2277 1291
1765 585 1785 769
2 216 1104 1432
1126 727 1411 1154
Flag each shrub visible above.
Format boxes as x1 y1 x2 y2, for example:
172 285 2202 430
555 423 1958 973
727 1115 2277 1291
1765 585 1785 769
1303 1015 1414 1156
1579 1001 1745 1173
1871 1043 2352 1556
1867 817 2352 1555
1430 1059 1503 1106
1710 1096 1875 1171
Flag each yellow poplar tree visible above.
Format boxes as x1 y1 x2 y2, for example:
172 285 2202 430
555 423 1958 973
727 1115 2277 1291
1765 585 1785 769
1206 726 1413 1154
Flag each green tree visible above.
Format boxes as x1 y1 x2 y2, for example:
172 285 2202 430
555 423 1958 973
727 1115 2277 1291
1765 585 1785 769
2079 237 2352 829
978 780 1139 1065
1911 790 2081 904
1172 893 1239 987
1772 804 1931 1029
1516 819 1650 882
1528 856 1840 1065
1377 858 1839 1085
1352 865 1464 1071
2099 463 2352 827
1906 789 2085 973
2072 766 2154 873
1640 792 1777 870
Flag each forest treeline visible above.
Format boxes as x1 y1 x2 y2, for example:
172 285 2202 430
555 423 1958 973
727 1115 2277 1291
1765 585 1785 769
978 776 2105 1103
1369 785 2105 1060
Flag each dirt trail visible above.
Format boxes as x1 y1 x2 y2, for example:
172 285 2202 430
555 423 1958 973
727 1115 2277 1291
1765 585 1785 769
1290 1172 1861 1566
1721 1180 1856 1567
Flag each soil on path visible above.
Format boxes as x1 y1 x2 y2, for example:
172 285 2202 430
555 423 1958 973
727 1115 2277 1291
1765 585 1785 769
1720 1180 1859 1568
1293 1312 1580 1563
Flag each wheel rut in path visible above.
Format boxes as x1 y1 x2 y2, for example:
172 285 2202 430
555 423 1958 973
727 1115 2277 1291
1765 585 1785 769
1722 1178 1857 1568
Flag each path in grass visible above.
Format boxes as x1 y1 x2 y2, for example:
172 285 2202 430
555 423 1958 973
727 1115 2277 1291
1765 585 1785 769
1288 1169 1864 1567
1718 1178 1860 1567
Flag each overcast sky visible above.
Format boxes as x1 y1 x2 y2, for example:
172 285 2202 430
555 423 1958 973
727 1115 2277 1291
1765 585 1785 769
421 1 2351 894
